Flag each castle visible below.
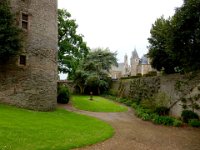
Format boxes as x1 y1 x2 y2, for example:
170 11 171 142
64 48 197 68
110 49 154 79
0 0 58 111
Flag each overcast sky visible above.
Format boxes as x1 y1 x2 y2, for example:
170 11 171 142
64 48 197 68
58 0 183 79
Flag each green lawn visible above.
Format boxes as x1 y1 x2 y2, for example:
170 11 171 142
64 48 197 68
72 95 128 112
0 104 114 150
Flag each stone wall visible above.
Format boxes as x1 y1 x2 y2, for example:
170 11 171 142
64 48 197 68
110 73 200 117
0 0 58 111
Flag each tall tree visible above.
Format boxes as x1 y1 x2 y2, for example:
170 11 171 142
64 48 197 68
74 48 117 94
172 0 200 72
58 9 90 79
0 0 22 63
148 0 200 73
148 16 176 74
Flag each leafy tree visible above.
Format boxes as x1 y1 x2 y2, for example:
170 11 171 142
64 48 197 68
0 0 22 63
58 9 89 79
74 48 117 94
148 16 176 74
172 0 200 72
148 0 200 74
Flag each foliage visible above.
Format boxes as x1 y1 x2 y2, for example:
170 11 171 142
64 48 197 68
108 89 118 96
129 77 160 104
172 0 200 72
74 48 117 94
0 104 114 150
143 71 157 77
104 94 183 127
148 0 200 73
181 110 199 123
152 92 170 107
154 106 169 116
140 99 155 110
58 9 89 79
148 16 176 74
173 119 183 127
173 75 200 112
132 102 182 126
57 85 70 104
0 0 22 62
72 95 127 112
188 119 200 127
152 115 174 126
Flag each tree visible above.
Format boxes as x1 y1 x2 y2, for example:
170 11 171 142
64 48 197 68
58 9 89 79
172 0 200 72
0 0 22 63
148 0 200 74
148 16 176 74
74 48 118 94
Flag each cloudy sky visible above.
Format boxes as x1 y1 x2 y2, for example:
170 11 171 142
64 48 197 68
58 0 183 79
58 0 183 62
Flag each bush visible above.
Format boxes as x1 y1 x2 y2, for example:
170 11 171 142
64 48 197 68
152 116 174 126
140 99 155 110
143 71 157 77
188 119 200 127
154 106 169 116
57 85 70 104
108 90 118 96
173 119 183 127
181 110 199 123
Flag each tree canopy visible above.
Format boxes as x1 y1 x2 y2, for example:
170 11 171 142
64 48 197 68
58 9 90 79
148 16 176 74
74 48 118 94
0 0 22 63
148 0 200 73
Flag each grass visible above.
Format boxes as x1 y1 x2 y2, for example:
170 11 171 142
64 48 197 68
0 104 114 150
72 95 128 112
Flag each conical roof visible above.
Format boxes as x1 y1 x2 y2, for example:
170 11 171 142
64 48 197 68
131 49 139 59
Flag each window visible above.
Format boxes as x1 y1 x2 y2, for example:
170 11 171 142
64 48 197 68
21 13 28 30
19 55 26 65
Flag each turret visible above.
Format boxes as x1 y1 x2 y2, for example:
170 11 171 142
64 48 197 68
0 0 58 111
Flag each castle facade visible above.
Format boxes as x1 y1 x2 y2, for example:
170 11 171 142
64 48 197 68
0 0 58 111
110 49 154 79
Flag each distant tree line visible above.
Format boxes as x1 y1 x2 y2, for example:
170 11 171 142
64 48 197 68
148 0 200 74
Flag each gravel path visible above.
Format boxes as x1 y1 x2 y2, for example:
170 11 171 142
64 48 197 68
60 104 200 150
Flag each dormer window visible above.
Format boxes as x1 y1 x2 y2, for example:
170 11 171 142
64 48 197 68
21 13 28 30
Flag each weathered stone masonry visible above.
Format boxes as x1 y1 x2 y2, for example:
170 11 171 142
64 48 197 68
110 73 200 117
0 0 58 111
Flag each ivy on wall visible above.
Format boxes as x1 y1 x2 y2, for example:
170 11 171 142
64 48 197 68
174 72 200 112
128 77 160 104
0 0 23 63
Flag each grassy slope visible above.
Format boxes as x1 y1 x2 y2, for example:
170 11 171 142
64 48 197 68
72 95 128 112
0 104 114 150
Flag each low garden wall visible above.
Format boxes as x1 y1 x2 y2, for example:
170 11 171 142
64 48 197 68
110 72 200 117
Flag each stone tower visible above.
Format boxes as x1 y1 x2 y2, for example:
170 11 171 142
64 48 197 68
130 48 139 76
124 54 129 76
0 0 58 111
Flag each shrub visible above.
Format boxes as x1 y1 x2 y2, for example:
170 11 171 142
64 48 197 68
123 100 133 106
57 85 70 104
136 73 142 77
108 89 118 96
154 106 169 116
181 110 199 123
188 119 200 127
152 116 174 126
143 71 157 77
173 119 183 127
140 99 155 110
